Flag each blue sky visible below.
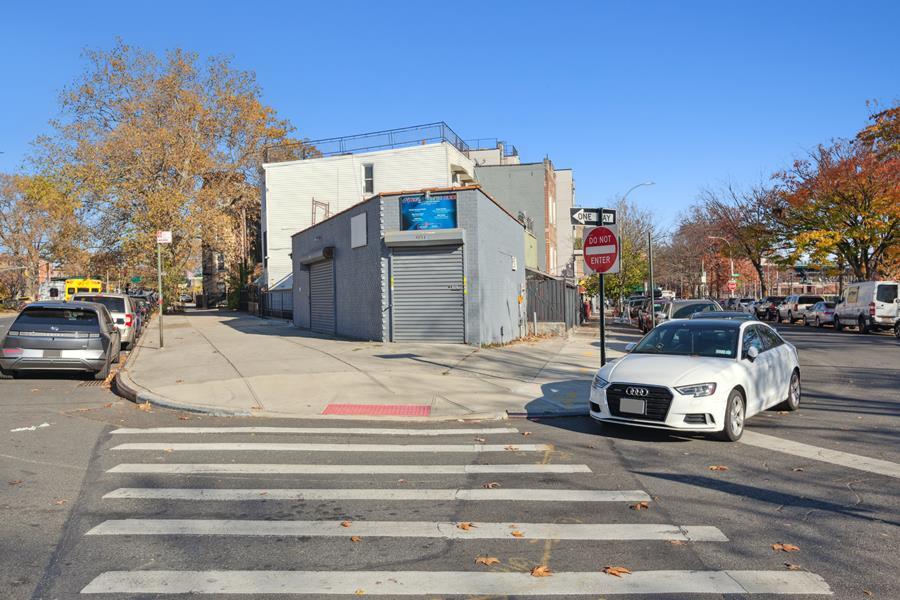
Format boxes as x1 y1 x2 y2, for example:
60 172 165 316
1 1 896 229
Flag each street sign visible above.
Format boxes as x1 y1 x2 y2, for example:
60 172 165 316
583 225 620 274
156 230 172 244
130 276 141 283
570 207 617 226
727 281 737 292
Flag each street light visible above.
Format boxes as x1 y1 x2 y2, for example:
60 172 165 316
707 236 735 297
618 182 655 313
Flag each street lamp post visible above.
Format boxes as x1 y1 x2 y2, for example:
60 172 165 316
707 236 735 298
617 181 655 313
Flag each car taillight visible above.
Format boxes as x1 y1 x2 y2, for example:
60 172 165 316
2 348 23 356
869 302 876 316
125 313 134 327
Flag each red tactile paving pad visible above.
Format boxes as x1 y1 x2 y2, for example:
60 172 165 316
321 403 431 417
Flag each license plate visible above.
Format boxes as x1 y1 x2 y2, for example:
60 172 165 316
620 397 646 415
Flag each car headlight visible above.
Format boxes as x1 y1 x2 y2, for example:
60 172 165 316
675 382 717 397
591 374 610 390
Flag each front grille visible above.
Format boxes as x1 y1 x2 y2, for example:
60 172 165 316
684 413 707 424
606 384 673 422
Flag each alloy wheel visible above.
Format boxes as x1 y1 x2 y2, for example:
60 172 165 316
730 398 744 435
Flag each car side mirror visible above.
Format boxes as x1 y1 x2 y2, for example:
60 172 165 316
745 346 759 361
625 342 637 352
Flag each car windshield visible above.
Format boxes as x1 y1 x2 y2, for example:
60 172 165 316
672 302 719 319
14 307 99 327
633 323 739 358
75 296 126 312
823 302 835 309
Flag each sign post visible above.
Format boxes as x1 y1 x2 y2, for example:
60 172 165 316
583 212 619 366
155 231 172 348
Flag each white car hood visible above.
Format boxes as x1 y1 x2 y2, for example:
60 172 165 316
603 354 736 387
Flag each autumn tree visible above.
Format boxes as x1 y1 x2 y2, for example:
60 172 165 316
0 173 82 298
774 138 899 281
38 40 305 304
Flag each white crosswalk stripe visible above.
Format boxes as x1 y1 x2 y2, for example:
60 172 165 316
71 424 832 596
104 487 650 502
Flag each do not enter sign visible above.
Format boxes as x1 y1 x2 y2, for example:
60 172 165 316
584 225 620 274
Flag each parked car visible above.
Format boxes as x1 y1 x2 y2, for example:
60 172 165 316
755 296 785 320
0 302 121 380
737 298 757 313
777 294 824 324
72 293 139 349
656 298 723 324
589 319 800 441
690 311 757 321
637 299 669 333
805 301 836 327
833 281 899 334
627 297 647 323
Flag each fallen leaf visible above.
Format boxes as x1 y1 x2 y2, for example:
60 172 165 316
863 590 873 596
250 406 261 410
602 566 632 577
778 411 789 415
504 445 519 451
175 379 184 383
341 521 352 528
259 492 267 496
482 482 501 489
8 480 24 485
475 556 500 566
137 402 152 412
792 467 804 472
668 540 686 546
629 501 650 511
587 444 598 449
474 437 486 443
784 563 801 571
397 479 408 484
510 530 524 538
31 388 39 393
163 448 173 453
772 543 800 552
521 431 532 437
54 499 67 505
708 465 729 471
178 415 190 420
350 535 362 542
103 403 113 408
530 565 552 577
457 522 476 531
354 589 365 596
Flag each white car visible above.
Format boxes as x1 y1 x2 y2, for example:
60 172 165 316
589 319 800 441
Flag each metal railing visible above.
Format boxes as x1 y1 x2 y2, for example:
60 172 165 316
465 138 519 157
264 122 470 164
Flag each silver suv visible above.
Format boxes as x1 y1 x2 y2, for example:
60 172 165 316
72 293 138 349
777 295 824 324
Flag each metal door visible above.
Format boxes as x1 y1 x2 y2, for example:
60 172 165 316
309 260 335 335
391 245 465 343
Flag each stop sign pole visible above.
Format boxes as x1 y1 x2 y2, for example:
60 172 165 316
583 215 619 366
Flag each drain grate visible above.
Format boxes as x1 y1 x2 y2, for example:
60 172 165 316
78 379 106 387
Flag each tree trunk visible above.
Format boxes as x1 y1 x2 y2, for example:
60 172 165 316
752 260 767 297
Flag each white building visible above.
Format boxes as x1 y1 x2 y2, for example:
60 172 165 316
554 169 575 277
261 124 475 288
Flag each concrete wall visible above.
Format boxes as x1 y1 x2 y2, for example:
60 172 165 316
290 197 384 340
265 142 473 287
475 163 549 272
554 169 575 277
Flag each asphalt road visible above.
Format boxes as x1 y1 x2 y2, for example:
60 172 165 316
1 314 898 599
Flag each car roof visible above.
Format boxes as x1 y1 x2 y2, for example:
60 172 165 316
657 318 742 330
72 292 129 298
690 311 754 319
20 301 104 311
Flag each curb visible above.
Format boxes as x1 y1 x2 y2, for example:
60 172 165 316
506 408 589 419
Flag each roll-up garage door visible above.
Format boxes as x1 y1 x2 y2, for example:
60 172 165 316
309 260 335 335
391 245 465 343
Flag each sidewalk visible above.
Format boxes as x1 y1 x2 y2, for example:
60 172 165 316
116 310 641 420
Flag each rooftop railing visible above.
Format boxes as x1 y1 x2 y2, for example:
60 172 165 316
264 122 470 164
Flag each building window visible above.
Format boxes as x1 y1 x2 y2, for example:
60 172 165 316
363 164 374 194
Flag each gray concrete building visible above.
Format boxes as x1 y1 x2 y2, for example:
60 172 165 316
290 186 527 345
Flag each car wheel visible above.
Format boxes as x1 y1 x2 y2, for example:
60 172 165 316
0 368 13 379
894 322 900 340
94 356 111 381
787 311 793 323
716 389 745 442
801 315 808 326
858 316 869 334
834 315 843 331
815 317 821 328
780 370 801 411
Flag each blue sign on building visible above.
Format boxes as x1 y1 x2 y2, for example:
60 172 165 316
400 194 457 230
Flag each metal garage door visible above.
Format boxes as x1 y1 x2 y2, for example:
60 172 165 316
392 245 465 343
309 260 335 335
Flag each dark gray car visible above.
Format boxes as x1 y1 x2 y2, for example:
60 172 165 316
0 302 121 379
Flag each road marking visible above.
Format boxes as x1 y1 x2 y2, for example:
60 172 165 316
742 430 900 479
86 519 728 541
110 427 520 436
103 488 651 502
107 463 593 475
110 443 552 453
81 570 831 595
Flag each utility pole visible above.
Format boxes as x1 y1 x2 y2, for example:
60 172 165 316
157 243 165 348
647 230 655 328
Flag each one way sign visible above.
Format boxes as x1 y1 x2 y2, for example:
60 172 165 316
570 207 615 226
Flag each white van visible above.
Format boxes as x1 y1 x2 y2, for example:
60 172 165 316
833 281 899 335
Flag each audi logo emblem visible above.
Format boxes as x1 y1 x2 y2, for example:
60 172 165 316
626 387 649 397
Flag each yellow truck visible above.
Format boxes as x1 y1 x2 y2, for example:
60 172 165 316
64 278 103 301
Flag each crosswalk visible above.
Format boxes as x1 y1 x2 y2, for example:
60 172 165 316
67 424 833 596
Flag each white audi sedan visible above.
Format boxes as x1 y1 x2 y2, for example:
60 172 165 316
590 319 800 441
